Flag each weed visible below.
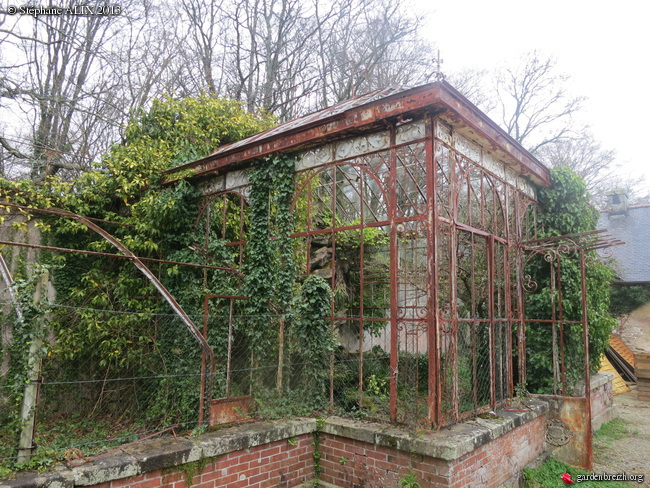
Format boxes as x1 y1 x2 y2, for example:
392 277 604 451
593 418 637 460
523 457 634 487
390 470 421 488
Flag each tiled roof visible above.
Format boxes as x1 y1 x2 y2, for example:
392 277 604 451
598 205 650 283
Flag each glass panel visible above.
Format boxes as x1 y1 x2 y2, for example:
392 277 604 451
395 142 427 218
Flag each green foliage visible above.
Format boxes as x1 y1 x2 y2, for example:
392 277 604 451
609 284 650 316
594 418 636 446
536 167 599 237
162 454 214 488
525 167 617 393
312 416 327 480
0 264 53 463
243 155 296 363
395 471 421 488
293 275 335 399
107 95 273 199
0 95 273 437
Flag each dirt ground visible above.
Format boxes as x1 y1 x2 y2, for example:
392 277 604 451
593 387 650 486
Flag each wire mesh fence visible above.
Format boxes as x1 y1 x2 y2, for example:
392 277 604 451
0 272 590 472
0 295 525 470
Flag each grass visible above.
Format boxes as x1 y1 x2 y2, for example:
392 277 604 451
594 418 637 444
593 418 638 461
523 457 635 487
524 418 639 488
0 413 142 478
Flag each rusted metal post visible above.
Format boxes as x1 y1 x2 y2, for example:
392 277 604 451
330 168 337 412
550 253 559 394
488 236 497 410
580 249 593 470
388 124 399 422
358 174 365 409
427 117 440 427
557 258 567 395
448 155 459 423
227 299 236 397
199 296 209 426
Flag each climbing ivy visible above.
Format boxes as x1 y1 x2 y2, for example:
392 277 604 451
0 95 274 429
243 155 296 361
293 275 335 399
525 167 616 393
0 265 53 461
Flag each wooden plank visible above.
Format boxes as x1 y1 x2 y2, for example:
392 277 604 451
607 344 636 382
610 336 635 367
599 354 630 396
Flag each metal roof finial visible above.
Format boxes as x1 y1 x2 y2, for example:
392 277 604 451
433 50 445 81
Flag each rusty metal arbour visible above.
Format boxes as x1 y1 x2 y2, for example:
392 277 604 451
0 202 217 422
519 231 623 468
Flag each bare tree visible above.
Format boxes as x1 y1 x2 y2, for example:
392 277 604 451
1 0 439 180
446 68 494 114
0 2 141 180
493 51 583 152
314 0 434 108
176 0 435 120
178 0 228 96
536 130 646 208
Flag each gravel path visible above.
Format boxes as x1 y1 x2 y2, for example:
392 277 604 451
593 387 650 486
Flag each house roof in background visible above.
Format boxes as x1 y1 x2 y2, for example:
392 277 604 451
598 205 650 283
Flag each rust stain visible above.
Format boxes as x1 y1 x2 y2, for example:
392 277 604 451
209 396 253 426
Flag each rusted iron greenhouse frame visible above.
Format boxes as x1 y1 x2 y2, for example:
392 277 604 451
0 82 624 438
182 82 552 428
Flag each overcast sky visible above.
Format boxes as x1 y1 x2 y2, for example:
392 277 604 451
419 0 649 190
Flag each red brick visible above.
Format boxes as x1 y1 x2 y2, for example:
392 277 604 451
111 475 145 488
261 446 281 458
134 478 164 488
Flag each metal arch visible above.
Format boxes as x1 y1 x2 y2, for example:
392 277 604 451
0 203 215 372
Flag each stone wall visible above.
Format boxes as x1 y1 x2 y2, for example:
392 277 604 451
589 373 616 430
91 434 314 488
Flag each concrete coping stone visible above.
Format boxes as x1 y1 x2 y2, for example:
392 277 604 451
1 401 547 488
321 399 548 461
573 372 615 396
0 419 316 488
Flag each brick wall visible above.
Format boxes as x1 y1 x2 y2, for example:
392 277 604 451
4 403 550 488
85 434 314 488
319 415 547 488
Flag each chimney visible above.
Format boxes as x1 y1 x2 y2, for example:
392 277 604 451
606 191 628 216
